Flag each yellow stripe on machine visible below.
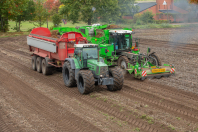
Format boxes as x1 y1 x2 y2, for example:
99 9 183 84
152 68 166 73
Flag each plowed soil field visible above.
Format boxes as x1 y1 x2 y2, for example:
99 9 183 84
0 28 198 132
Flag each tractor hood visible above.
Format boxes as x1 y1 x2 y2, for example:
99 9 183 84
87 59 107 67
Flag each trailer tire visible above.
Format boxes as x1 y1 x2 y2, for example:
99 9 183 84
62 61 76 87
42 59 52 75
77 70 95 94
107 67 124 91
149 53 162 66
36 57 42 73
118 56 129 69
32 55 37 71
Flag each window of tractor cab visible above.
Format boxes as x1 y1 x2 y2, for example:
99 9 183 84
109 34 131 50
83 48 98 59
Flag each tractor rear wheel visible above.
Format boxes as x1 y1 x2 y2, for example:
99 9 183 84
36 57 42 73
32 55 37 71
118 56 129 69
149 53 162 66
62 61 76 87
42 59 52 75
107 67 124 91
77 70 95 94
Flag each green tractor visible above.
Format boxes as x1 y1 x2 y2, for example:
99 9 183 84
62 44 124 94
98 29 175 80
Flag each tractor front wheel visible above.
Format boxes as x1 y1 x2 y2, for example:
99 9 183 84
118 56 129 69
77 70 95 94
62 61 76 87
107 67 124 91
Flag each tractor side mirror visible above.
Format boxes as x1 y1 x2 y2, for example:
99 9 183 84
105 49 108 53
148 48 151 53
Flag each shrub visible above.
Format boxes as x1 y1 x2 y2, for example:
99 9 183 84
52 14 62 27
133 13 142 23
140 10 154 24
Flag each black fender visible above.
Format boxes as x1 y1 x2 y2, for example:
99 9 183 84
149 52 156 56
65 58 76 69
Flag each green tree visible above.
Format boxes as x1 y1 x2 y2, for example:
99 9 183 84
140 10 154 24
59 0 120 25
33 0 49 27
13 0 36 31
0 0 27 32
118 0 139 18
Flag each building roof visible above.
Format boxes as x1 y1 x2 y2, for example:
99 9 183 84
136 2 157 12
159 10 181 14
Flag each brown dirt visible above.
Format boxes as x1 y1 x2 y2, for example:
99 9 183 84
106 25 122 29
0 29 198 132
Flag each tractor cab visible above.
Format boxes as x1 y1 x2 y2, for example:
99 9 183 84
109 30 135 55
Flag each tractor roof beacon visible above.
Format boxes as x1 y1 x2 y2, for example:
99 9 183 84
62 44 124 94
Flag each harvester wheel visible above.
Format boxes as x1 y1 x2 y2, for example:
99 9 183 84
77 70 95 94
36 57 42 73
149 53 162 66
42 59 52 75
107 67 124 91
62 61 76 87
118 56 129 69
32 55 37 71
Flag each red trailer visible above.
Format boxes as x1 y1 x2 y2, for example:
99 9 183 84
27 27 88 75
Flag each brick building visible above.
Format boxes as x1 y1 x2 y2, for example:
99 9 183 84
124 0 189 22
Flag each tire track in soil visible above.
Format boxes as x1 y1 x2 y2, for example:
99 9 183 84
0 51 167 132
0 68 103 132
0 111 12 132
124 78 198 107
120 83 198 123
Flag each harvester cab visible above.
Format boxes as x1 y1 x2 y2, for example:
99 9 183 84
62 44 124 94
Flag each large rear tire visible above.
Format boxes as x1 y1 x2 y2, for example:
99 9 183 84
42 59 52 75
77 70 95 94
62 61 76 87
149 53 162 66
36 57 42 73
118 56 129 69
32 55 37 71
107 67 124 91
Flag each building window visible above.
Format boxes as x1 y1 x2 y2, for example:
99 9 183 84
159 5 160 9
170 5 171 9
164 5 165 9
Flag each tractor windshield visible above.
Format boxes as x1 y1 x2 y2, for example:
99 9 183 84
109 34 131 50
83 47 98 59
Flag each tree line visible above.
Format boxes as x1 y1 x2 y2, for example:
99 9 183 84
0 0 139 32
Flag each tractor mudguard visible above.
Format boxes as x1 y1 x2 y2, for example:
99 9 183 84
149 52 156 56
65 58 76 69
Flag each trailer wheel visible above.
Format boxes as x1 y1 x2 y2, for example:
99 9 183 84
149 53 162 66
107 67 124 91
62 61 76 87
42 59 52 75
36 57 42 73
77 70 95 94
118 56 129 69
32 55 37 71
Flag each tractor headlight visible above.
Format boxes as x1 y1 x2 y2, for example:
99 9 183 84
172 64 174 67
100 75 103 78
138 67 141 70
